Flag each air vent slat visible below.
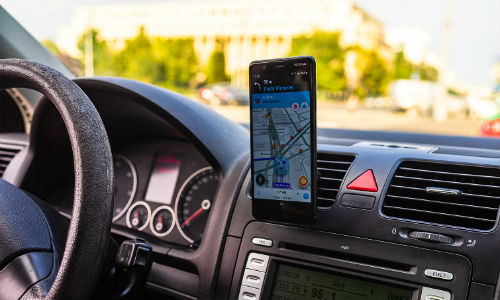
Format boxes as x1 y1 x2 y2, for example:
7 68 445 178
390 184 500 202
382 160 500 231
316 152 355 208
0 144 23 178
317 167 349 173
317 160 352 165
383 205 497 223
0 150 18 157
394 175 500 190
386 194 498 212
318 177 343 182
318 187 339 192
399 167 500 180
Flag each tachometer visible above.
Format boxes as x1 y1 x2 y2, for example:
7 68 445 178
112 155 137 222
175 167 218 245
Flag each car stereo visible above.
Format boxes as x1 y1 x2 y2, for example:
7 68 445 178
230 222 471 300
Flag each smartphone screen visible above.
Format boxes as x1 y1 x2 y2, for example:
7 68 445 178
250 56 316 223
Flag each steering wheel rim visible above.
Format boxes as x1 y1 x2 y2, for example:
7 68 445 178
0 59 113 299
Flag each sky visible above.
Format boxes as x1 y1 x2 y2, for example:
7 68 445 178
1 0 499 87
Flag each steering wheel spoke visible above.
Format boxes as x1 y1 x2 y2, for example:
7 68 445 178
0 252 54 299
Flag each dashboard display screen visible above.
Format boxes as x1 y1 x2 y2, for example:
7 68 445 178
145 153 181 205
251 59 313 203
270 264 414 300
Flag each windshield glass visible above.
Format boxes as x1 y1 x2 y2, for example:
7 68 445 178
2 0 499 137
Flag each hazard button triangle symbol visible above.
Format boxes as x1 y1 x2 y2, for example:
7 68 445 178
347 169 378 192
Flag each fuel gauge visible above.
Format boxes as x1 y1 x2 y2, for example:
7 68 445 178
150 206 175 237
126 201 151 231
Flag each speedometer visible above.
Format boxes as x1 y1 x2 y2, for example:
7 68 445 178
112 155 137 222
175 167 218 245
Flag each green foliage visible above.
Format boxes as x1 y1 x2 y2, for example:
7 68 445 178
78 29 114 76
418 64 439 82
42 40 59 55
353 49 389 99
392 51 438 82
289 31 346 92
393 51 413 80
77 27 198 88
113 27 159 82
72 28 438 96
205 50 229 84
154 38 199 87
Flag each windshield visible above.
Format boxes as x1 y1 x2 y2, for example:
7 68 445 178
2 0 499 137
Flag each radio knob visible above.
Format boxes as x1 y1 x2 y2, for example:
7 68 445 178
408 231 454 245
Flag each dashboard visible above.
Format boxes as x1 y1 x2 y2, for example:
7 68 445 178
1 77 500 300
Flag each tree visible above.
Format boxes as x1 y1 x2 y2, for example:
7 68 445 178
205 50 229 84
418 64 439 82
392 51 438 82
153 38 198 88
77 29 114 76
393 51 413 80
290 31 346 93
112 27 162 82
354 49 389 99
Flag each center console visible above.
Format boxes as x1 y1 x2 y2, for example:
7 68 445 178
229 222 470 300
217 142 500 300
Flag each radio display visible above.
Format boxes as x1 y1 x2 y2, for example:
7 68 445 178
270 264 415 300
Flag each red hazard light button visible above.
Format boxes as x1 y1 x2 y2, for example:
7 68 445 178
347 169 378 192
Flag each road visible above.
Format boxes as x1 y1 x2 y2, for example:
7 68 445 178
209 101 484 137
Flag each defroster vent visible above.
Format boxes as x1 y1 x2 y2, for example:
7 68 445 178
317 152 355 208
382 160 500 231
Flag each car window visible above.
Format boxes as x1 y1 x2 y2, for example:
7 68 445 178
2 0 499 137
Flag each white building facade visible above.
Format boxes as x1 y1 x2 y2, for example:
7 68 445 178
57 0 388 85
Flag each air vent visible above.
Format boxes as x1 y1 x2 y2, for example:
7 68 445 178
0 144 22 178
382 160 500 231
317 152 355 208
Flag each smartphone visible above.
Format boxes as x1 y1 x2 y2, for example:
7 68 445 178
250 56 317 223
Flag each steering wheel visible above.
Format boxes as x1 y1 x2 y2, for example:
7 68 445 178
0 59 113 299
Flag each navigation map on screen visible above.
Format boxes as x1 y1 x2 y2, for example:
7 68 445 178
252 87 311 203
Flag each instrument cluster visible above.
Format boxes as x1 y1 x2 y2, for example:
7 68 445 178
111 140 218 247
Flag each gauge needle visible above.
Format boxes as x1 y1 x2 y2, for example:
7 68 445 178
182 200 211 228
181 207 204 228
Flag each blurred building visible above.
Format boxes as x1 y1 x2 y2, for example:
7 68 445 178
57 0 389 86
385 26 440 67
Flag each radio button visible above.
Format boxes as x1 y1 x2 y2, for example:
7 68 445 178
242 268 265 289
252 237 273 247
424 269 454 281
239 285 261 300
420 287 451 300
246 253 270 272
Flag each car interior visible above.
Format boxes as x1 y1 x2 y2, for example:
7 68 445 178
0 3 499 300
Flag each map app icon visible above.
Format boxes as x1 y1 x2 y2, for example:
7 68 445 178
255 174 265 185
299 176 309 187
